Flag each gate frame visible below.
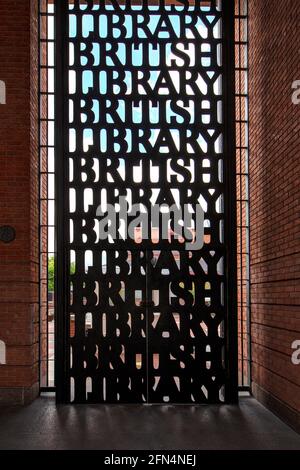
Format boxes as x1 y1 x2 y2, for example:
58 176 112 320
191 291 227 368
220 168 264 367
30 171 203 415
54 0 237 404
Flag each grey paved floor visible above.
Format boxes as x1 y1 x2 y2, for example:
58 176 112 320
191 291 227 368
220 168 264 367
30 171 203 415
0 396 299 450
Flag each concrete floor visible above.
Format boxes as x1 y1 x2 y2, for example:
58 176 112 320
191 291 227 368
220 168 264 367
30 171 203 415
0 396 299 450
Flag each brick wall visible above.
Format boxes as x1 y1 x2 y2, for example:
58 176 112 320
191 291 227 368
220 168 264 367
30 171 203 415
0 0 39 404
248 0 300 431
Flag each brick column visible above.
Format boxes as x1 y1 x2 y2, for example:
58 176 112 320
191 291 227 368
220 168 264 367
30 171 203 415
249 0 300 432
0 0 39 404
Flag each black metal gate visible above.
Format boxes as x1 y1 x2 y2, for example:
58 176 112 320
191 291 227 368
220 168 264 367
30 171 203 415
55 0 237 404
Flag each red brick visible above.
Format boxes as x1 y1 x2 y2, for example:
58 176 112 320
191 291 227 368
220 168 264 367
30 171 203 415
249 0 300 416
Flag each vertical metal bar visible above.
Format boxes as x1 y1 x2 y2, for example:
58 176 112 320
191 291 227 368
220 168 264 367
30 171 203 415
235 0 251 391
223 0 238 403
55 0 69 403
245 0 252 390
238 0 244 388
46 0 49 389
38 0 42 394
145 249 151 404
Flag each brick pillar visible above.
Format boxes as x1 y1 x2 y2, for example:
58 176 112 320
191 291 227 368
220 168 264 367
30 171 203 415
0 0 39 404
249 0 300 432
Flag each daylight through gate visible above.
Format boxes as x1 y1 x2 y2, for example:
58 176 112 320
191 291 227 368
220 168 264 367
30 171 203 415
55 0 237 404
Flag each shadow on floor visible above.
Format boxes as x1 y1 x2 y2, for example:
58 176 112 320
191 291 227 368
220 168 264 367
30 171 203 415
0 396 299 450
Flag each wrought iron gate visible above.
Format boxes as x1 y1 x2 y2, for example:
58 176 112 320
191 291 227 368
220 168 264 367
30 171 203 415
55 0 237 404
